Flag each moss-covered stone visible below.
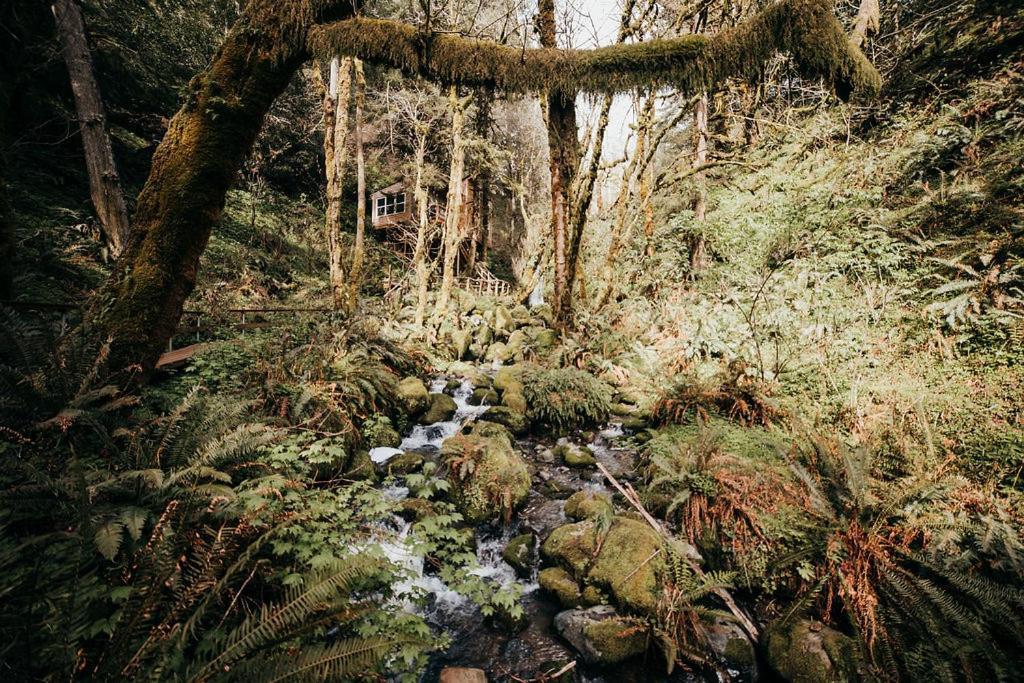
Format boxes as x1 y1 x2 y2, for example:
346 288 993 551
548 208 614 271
553 606 647 665
493 365 522 392
494 305 514 335
506 329 527 358
422 392 457 423
398 376 430 417
470 387 499 405
364 416 401 448
451 328 472 360
343 449 377 481
539 567 582 607
501 386 528 414
765 618 865 683
542 516 664 615
502 533 536 579
581 585 605 606
381 451 424 476
564 489 613 520
482 406 529 435
441 422 530 524
484 341 511 363
555 442 596 468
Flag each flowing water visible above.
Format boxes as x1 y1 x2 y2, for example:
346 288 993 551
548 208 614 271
367 371 734 682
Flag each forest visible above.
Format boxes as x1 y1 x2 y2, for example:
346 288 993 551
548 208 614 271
0 0 1022 680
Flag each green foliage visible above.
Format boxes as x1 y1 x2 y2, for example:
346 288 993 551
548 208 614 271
518 365 611 434
780 434 1024 680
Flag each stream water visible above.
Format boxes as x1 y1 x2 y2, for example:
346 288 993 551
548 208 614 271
368 371 717 682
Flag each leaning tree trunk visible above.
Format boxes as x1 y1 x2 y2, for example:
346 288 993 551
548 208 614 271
433 87 468 323
315 56 352 310
344 58 367 315
81 0 357 383
51 0 130 257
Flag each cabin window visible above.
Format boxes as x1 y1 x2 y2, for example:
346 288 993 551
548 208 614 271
376 192 406 218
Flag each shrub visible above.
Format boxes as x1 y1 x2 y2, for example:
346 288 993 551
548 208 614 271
519 365 611 434
651 365 784 428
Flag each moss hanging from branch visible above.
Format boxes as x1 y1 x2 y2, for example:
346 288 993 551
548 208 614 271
310 0 881 100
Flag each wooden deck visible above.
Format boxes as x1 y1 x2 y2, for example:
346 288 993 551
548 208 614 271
155 343 208 370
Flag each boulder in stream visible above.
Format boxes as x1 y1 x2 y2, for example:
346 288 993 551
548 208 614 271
765 618 865 683
451 328 472 360
554 441 596 468
542 516 664 614
483 406 529 435
422 392 457 423
539 567 582 607
564 489 613 520
398 377 430 417
502 533 536 579
553 605 648 665
441 422 530 524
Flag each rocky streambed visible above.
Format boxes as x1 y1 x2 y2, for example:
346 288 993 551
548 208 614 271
367 363 760 683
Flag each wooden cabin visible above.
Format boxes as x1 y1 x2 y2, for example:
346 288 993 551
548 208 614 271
370 181 413 229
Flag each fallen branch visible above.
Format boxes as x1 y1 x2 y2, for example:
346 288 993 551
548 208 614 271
596 462 760 641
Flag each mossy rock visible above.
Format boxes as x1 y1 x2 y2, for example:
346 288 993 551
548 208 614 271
422 392 457 423
445 362 491 387
620 416 649 431
451 328 472 360
506 329 527 358
484 341 511 363
343 449 377 481
502 533 536 579
501 387 528 414
364 416 401 448
398 377 430 417
396 497 436 522
473 324 493 348
564 489 613 520
581 585 606 606
554 606 647 665
765 618 865 683
554 442 596 468
380 451 424 476
542 517 663 615
511 304 530 320
470 387 499 405
441 422 530 524
483 406 530 435
539 567 582 608
494 305 515 335
493 364 523 391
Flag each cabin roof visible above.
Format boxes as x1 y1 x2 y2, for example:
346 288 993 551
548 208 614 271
371 180 406 198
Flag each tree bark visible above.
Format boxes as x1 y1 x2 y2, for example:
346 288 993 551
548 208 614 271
849 0 880 48
689 92 709 273
344 59 367 314
315 57 352 309
537 0 581 328
51 0 130 258
81 0 357 382
412 130 431 327
433 87 468 323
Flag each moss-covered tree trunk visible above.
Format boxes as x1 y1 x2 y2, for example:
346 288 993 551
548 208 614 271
315 56 352 309
537 0 581 328
412 129 431 328
433 87 468 323
81 0 356 382
689 92 709 272
343 59 367 315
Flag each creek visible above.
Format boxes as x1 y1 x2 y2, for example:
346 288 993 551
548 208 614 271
369 370 743 682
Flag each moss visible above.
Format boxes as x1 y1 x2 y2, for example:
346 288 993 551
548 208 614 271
422 392 457 423
441 422 530 524
397 376 430 417
483 406 530 435
310 0 880 100
564 489 613 520
539 567 582 607
502 533 536 578
765 619 865 683
581 618 648 664
555 442 597 468
542 516 664 615
519 365 611 436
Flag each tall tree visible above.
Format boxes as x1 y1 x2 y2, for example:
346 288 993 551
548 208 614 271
433 87 469 323
344 58 367 314
536 0 580 327
314 56 353 309
51 0 130 257
689 92 709 272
